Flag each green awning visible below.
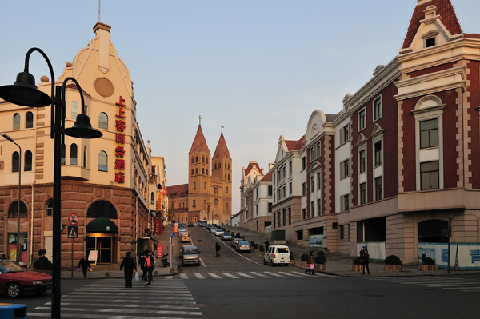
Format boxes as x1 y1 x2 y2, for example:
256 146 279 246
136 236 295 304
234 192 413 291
86 218 118 233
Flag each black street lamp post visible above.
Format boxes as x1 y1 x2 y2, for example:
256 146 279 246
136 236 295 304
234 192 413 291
0 47 102 319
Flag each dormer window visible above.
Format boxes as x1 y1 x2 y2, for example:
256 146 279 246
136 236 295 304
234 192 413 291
426 37 435 48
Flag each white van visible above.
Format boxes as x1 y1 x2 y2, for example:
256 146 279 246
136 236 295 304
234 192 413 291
263 245 290 266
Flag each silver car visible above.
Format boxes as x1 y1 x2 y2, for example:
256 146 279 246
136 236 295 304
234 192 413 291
214 229 224 237
236 241 251 252
180 245 200 266
222 232 233 241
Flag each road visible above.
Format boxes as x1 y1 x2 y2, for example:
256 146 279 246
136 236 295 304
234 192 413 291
6 225 480 318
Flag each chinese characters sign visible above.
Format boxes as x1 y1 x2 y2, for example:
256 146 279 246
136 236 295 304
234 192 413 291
114 96 126 184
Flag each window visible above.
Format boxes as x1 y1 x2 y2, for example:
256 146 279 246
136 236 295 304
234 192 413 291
373 96 382 121
70 144 78 165
289 161 292 175
202 168 205 174
317 173 321 190
61 144 66 165
310 176 315 191
302 157 306 170
26 111 34 128
375 177 383 201
71 101 78 120
191 169 194 175
151 192 155 204
268 203 272 213
359 150 366 173
98 151 108 171
13 113 20 130
420 118 438 149
341 194 350 211
226 187 229 193
83 146 87 168
341 159 350 179
289 182 293 194
317 199 322 215
426 37 435 47
268 185 272 196
421 161 439 190
204 182 206 189
282 209 286 226
193 182 196 189
359 109 366 131
310 202 315 217
195 168 198 174
98 112 108 130
191 157 194 163
302 183 306 196
8 201 28 218
288 207 292 225
302 209 306 220
46 199 53 217
374 141 382 167
360 183 366 205
12 151 20 172
24 150 32 171
340 225 344 240
341 124 350 145
193 200 196 208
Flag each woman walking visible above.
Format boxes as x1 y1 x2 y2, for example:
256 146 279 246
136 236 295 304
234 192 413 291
362 249 370 275
305 251 315 275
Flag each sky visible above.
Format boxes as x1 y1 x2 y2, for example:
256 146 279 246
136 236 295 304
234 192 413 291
1 0 479 215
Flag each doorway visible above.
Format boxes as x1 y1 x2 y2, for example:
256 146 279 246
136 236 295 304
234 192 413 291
86 234 117 265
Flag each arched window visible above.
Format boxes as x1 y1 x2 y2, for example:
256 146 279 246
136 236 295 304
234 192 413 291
202 168 205 174
193 182 196 189
98 112 108 130
24 150 32 171
195 156 198 162
83 146 87 168
202 156 205 163
86 200 118 219
228 174 230 180
12 151 20 172
45 199 53 217
191 157 194 163
195 168 198 174
26 111 34 128
98 151 108 171
226 187 229 193
8 201 28 218
70 144 78 165
13 113 20 130
193 200 196 207
204 182 206 189
191 169 194 175
151 192 155 204
206 169 208 175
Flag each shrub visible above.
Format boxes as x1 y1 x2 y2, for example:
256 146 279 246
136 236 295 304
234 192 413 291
353 257 362 265
301 253 309 262
314 256 326 264
259 245 264 252
385 255 402 265
235 233 241 238
423 256 435 265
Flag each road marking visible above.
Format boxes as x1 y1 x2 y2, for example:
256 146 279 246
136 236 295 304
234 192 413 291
264 271 284 278
180 273 189 279
208 272 222 279
278 271 302 277
250 271 269 278
222 272 239 278
237 272 254 278
194 273 206 279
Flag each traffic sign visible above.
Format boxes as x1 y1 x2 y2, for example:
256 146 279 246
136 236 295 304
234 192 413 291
159 189 167 195
69 213 79 226
67 226 78 238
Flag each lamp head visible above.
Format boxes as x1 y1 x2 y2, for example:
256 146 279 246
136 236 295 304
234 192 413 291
65 113 103 139
0 71 51 107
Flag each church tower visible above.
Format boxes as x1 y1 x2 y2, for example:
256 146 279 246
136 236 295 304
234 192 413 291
212 133 232 223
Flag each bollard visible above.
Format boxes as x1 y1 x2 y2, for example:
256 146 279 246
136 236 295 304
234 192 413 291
0 303 27 319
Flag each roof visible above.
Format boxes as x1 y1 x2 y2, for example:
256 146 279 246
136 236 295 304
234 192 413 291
290 135 306 151
325 114 339 122
402 0 462 49
244 161 264 176
190 125 210 153
166 184 189 196
213 133 230 159
261 171 272 182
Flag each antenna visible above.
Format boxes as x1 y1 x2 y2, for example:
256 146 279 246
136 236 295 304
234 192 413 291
98 0 101 22
198 115 202 126
221 125 224 134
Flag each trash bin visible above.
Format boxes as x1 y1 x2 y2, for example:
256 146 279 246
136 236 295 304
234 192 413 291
0 303 27 319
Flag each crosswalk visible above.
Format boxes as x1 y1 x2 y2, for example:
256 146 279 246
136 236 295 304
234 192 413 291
368 276 480 293
167 270 334 280
27 279 204 319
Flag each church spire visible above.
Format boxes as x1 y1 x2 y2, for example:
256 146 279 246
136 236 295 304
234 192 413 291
213 133 230 159
190 121 209 153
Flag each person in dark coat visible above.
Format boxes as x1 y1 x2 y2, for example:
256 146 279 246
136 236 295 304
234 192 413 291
265 240 270 252
305 251 315 275
33 249 53 270
215 242 221 257
362 249 370 275
139 251 147 281
143 250 155 286
120 252 138 288
77 256 91 278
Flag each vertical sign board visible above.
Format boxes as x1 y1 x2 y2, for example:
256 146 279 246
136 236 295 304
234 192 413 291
157 245 163 259
154 217 162 234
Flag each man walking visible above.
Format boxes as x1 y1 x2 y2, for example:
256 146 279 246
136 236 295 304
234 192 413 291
143 250 155 286
77 255 91 278
215 242 221 257
120 252 137 288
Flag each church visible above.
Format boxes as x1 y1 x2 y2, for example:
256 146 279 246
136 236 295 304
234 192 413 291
167 120 232 225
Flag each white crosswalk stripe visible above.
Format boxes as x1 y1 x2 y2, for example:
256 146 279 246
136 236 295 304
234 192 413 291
369 276 480 293
194 273 206 279
167 270 333 280
26 279 204 319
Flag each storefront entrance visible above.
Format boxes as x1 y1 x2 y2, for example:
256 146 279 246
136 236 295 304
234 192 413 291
86 217 118 265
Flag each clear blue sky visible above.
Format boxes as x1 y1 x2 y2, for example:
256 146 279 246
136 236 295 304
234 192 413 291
1 0 479 214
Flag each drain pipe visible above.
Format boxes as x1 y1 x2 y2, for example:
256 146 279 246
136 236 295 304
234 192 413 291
29 183 34 266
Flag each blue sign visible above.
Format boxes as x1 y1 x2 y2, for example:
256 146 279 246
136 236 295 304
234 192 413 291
67 226 78 238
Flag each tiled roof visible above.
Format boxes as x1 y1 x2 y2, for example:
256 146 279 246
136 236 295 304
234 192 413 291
190 125 210 153
244 161 264 176
166 184 189 196
261 171 272 182
291 135 306 151
213 133 230 159
402 0 462 49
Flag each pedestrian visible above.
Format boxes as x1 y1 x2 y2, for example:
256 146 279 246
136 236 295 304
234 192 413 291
139 250 147 281
359 247 365 259
77 255 91 278
143 250 155 286
33 249 52 270
120 252 137 288
265 239 270 252
305 251 315 275
362 249 370 275
215 242 221 257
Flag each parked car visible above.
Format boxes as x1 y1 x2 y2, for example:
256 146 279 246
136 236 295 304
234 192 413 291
264 245 290 266
214 229 224 237
180 245 200 266
236 241 251 252
0 260 52 298
232 238 242 248
181 231 190 242
210 227 217 234
188 223 194 227
178 229 188 238
222 232 232 241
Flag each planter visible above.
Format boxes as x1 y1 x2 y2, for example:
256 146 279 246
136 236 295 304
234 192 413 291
385 265 402 272
418 265 438 271
352 265 362 272
290 260 295 265
300 261 308 267
315 264 326 271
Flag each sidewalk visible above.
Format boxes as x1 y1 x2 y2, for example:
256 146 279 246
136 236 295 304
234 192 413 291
227 225 480 277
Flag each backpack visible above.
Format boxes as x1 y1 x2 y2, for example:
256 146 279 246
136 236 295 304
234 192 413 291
145 256 151 267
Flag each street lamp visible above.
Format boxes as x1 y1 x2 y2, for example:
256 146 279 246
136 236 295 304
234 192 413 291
0 47 102 319
2 134 22 264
